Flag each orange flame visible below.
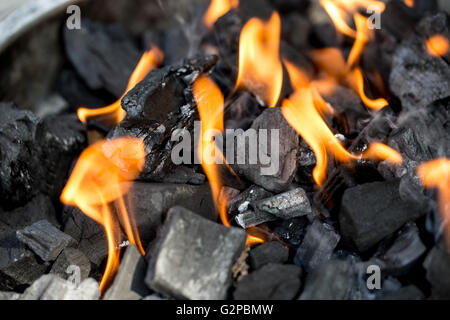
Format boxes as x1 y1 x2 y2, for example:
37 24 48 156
349 68 388 110
426 35 450 57
236 12 283 108
404 0 414 8
193 75 264 245
61 138 146 292
203 0 239 29
77 47 164 126
417 159 450 244
283 62 401 186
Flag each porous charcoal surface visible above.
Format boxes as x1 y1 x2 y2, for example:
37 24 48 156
248 242 289 270
49 248 91 282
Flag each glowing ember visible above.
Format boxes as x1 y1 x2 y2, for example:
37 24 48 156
236 12 283 108
77 46 164 126
60 138 146 292
418 159 450 243
426 35 450 57
203 0 239 29
404 0 414 8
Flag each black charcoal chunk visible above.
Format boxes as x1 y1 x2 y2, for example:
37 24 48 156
116 182 216 246
16 220 76 262
104 245 150 300
234 263 302 300
294 219 341 272
235 210 277 228
249 242 289 270
111 55 217 180
36 114 86 199
378 285 425 300
423 240 450 299
162 166 206 185
390 24 450 111
20 274 100 300
0 103 40 209
227 185 273 215
271 217 309 247
232 108 299 193
0 233 48 291
340 180 424 252
416 13 450 63
224 92 263 131
299 260 354 300
376 223 426 276
64 19 140 98
50 248 91 282
254 188 312 219
145 206 246 300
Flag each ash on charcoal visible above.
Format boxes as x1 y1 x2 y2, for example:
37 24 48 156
110 55 217 180
294 219 341 272
423 240 450 299
0 103 40 209
389 17 450 111
299 260 354 300
20 274 100 300
227 185 273 215
162 166 206 185
249 242 289 270
231 108 299 193
16 220 76 262
235 210 277 229
378 285 425 300
0 195 57 233
375 223 426 276
145 206 246 300
64 19 140 98
234 263 302 300
0 291 20 300
340 180 424 253
104 245 150 300
36 114 86 199
0 233 48 291
50 248 91 282
117 182 216 246
253 188 312 220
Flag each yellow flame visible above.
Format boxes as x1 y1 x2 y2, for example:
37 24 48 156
426 35 450 57
77 47 164 126
203 0 239 29
236 12 283 108
61 138 146 292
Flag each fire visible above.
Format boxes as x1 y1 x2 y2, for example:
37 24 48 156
77 47 164 126
426 35 450 57
236 12 283 108
319 0 385 38
349 68 388 111
283 62 401 186
203 0 239 29
404 0 414 8
61 138 146 292
193 75 264 245
417 159 450 244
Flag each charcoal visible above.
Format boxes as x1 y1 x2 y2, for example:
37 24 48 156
16 220 76 262
423 240 450 299
340 180 424 252
227 185 273 215
49 248 91 282
270 217 309 247
416 13 450 63
162 166 206 185
253 188 312 219
35 114 86 199
62 206 108 266
249 242 289 270
0 233 48 291
0 195 58 232
219 186 241 213
299 260 354 300
117 182 216 246
143 294 164 300
145 206 246 300
294 219 341 272
104 245 150 300
389 26 450 111
235 210 277 229
233 263 302 300
20 274 100 300
378 285 425 300
232 108 299 193
63 19 140 98
281 14 310 51
35 93 69 119
224 92 264 131
111 55 217 180
269 0 309 13
0 291 20 300
238 0 274 21
375 223 426 276
0 103 40 209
